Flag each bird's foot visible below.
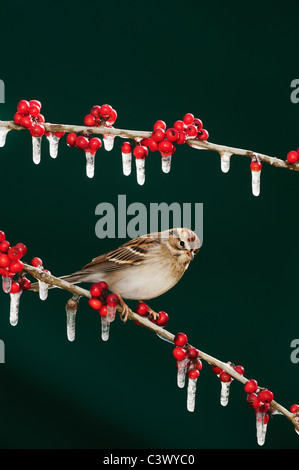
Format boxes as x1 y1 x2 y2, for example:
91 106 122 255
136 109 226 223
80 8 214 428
138 300 159 322
117 293 133 323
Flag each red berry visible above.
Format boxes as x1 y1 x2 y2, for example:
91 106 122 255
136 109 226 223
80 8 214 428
84 114 96 126
244 379 258 394
0 231 5 242
156 311 169 326
89 137 102 151
35 114 45 123
234 365 245 375
153 120 166 130
20 115 32 128
17 100 30 114
66 133 77 147
247 393 261 409
188 368 200 379
99 305 108 317
14 112 23 124
0 240 10 252
173 120 186 131
54 132 65 138
198 129 209 140
174 332 188 347
89 283 103 298
90 105 101 117
88 297 102 310
176 130 187 145
29 100 41 109
31 257 43 267
183 113 194 125
186 124 198 138
75 136 90 150
29 105 40 117
259 389 274 403
212 365 223 375
106 108 117 124
250 160 262 171
158 139 174 155
259 403 270 413
106 293 119 307
290 404 299 414
287 150 299 164
133 145 148 159
100 104 113 119
8 246 22 261
193 118 203 130
0 254 10 268
10 281 20 294
147 138 159 152
30 123 45 137
165 128 180 142
19 277 31 291
194 359 203 371
220 371 232 383
187 347 199 359
9 260 23 273
98 281 108 291
136 302 148 316
152 128 165 142
121 142 132 154
173 347 187 361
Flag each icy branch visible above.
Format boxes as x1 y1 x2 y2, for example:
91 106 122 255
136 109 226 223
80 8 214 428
21 261 299 433
0 120 298 172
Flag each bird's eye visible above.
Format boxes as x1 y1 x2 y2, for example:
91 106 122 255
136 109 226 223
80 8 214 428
180 240 185 248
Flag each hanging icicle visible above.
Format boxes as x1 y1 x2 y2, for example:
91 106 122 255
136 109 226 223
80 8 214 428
186 369 200 412
121 142 132 176
0 128 10 148
65 295 80 342
250 156 262 197
220 151 232 173
177 358 188 388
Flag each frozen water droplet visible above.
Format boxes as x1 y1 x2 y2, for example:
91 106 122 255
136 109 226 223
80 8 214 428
251 170 261 197
9 291 22 326
65 295 79 342
122 152 132 176
101 316 110 341
187 377 198 412
135 158 145 185
161 155 172 173
32 136 42 164
103 135 115 151
0 128 9 148
38 280 48 300
177 358 188 389
220 152 232 173
2 276 12 293
256 411 267 446
85 151 95 178
220 382 231 406
46 133 60 158
107 305 116 323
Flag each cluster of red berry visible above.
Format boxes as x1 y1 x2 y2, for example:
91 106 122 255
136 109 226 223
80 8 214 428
131 113 209 161
286 149 299 164
135 302 169 326
14 99 47 138
173 332 202 379
244 379 274 424
88 281 119 318
0 230 31 293
211 363 245 383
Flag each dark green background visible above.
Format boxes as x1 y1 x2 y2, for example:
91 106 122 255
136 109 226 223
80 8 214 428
0 0 298 450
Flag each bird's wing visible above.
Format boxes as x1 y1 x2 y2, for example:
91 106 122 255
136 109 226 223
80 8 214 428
82 235 159 272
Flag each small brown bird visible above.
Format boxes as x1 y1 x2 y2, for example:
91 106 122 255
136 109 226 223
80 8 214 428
31 228 201 319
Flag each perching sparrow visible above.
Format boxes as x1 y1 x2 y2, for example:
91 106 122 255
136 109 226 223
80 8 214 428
30 228 201 320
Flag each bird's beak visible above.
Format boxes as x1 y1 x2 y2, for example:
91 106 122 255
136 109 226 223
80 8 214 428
186 250 194 261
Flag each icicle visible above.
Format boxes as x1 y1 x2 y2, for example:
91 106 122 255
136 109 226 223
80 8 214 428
220 152 232 173
220 381 231 406
250 158 262 197
103 134 115 151
85 151 95 178
135 158 145 185
65 295 79 342
46 133 60 158
187 377 198 412
9 291 22 326
38 280 48 300
256 411 268 446
0 128 10 148
107 306 116 323
32 136 42 164
161 155 172 174
101 316 110 341
122 151 132 176
2 276 12 293
177 358 188 388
